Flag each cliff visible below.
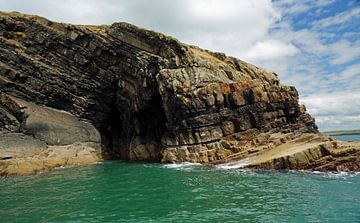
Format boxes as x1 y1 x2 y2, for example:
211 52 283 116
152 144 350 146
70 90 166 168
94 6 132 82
0 12 359 175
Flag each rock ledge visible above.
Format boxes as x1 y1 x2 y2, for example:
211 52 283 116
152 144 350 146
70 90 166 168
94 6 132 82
0 11 359 175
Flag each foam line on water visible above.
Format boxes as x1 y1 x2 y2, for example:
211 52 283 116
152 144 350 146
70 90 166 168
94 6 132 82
163 162 202 169
215 158 251 170
290 169 360 178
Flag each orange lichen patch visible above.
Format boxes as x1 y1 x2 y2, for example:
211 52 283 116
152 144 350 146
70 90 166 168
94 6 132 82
230 83 245 92
235 80 260 90
244 80 262 88
220 80 267 99
223 84 232 94
222 83 242 94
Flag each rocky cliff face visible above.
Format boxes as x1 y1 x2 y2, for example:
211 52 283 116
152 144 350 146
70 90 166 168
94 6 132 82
0 12 359 174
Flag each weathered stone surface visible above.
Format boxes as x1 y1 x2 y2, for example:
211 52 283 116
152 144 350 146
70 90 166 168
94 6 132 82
0 142 101 176
0 93 101 145
245 136 360 172
0 11 359 174
0 86 101 175
0 133 47 159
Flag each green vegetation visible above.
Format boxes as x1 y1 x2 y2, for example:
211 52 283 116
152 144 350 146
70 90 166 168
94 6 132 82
323 129 360 136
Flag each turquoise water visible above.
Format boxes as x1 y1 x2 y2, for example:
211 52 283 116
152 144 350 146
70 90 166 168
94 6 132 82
1 162 360 223
333 134 360 142
1 134 359 223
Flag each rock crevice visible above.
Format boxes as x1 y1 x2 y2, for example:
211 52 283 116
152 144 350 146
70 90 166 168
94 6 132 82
0 11 359 174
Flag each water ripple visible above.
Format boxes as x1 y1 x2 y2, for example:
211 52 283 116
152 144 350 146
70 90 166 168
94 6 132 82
1 161 360 222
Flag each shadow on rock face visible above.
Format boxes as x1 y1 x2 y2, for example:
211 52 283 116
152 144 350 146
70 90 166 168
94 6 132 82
0 11 358 174
100 91 167 162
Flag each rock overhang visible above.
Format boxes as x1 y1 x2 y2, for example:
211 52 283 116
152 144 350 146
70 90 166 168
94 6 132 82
1 11 359 173
0 11 316 160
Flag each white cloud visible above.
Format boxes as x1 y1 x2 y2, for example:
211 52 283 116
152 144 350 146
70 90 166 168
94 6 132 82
244 39 299 61
302 92 360 116
189 0 243 19
302 91 360 131
329 40 360 65
339 64 360 79
274 0 311 14
0 0 281 58
179 0 281 57
312 7 360 28
0 0 124 24
273 0 335 15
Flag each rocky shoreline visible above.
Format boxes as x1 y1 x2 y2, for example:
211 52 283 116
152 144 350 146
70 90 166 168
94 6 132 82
0 11 359 176
0 93 101 175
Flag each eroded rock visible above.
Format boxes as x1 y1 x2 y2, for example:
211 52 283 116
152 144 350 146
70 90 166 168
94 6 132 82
0 92 101 175
0 11 359 174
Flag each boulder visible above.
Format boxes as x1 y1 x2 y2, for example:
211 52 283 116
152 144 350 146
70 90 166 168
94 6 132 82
0 92 102 175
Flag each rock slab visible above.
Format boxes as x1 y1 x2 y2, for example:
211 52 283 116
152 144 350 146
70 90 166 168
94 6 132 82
0 11 359 174
0 92 101 175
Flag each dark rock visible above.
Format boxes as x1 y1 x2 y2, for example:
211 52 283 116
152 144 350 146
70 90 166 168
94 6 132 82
0 11 358 173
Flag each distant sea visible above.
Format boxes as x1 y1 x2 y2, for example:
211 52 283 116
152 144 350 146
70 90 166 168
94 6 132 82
333 134 360 142
1 134 359 222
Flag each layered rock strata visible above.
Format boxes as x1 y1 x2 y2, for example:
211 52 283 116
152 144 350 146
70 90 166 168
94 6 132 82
0 12 359 175
214 132 360 172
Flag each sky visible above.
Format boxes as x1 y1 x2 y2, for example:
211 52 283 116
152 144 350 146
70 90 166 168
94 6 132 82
0 0 359 131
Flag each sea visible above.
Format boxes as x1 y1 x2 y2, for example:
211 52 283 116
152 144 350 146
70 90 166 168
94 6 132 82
1 134 359 222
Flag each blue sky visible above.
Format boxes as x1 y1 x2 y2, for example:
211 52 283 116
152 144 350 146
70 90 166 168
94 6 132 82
0 0 359 131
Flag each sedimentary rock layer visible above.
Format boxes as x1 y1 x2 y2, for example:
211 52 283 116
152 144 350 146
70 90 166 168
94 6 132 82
214 132 360 172
0 11 358 174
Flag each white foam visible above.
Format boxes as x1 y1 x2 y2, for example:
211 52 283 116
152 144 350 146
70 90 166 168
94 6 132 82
323 171 358 178
293 169 360 178
215 158 251 170
163 162 202 169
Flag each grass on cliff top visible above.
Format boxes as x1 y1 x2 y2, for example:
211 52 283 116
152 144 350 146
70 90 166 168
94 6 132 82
322 129 360 135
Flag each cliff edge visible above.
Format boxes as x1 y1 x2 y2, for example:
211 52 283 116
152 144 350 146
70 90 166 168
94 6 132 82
1 12 359 175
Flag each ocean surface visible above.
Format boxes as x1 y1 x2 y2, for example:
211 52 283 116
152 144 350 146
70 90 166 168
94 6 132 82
1 134 359 223
333 133 360 142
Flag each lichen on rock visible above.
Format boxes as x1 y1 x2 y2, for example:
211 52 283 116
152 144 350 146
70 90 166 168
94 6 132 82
0 11 359 175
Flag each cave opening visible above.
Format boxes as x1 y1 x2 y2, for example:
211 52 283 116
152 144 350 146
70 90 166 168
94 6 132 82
100 103 124 160
101 91 168 161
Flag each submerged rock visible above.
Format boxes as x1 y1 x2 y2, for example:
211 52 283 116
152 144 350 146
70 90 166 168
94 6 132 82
0 11 358 175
